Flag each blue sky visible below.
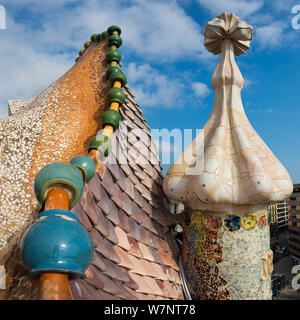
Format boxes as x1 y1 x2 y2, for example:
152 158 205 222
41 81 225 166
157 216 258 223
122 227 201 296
0 0 300 183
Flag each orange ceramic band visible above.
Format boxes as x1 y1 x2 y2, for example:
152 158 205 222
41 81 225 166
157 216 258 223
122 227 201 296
38 187 72 300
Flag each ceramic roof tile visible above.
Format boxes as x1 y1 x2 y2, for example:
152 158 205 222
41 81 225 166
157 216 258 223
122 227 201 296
97 197 119 226
163 281 184 299
129 273 155 294
127 236 143 259
134 180 150 198
127 218 141 242
100 168 115 196
139 259 159 278
151 263 170 281
138 242 161 263
106 155 120 180
150 182 162 197
158 237 171 253
130 202 143 224
155 279 170 298
114 226 131 251
119 267 139 290
70 280 102 300
158 249 177 268
91 270 136 300
101 256 130 283
133 166 147 181
90 229 120 264
110 184 123 208
97 289 119 300
72 203 93 232
141 175 153 190
87 172 103 201
114 245 134 270
124 85 136 98
128 170 140 185
117 209 130 233
120 192 134 217
85 265 105 290
120 163 133 177
81 191 100 226
94 183 110 210
91 251 106 272
94 215 118 245
149 233 162 251
161 265 181 284
126 254 147 276
124 178 135 201
142 276 164 296
141 199 153 217
116 166 127 192
124 287 156 300
150 220 165 237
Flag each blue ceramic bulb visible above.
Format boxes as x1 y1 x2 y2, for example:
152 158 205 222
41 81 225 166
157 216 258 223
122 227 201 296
20 209 94 277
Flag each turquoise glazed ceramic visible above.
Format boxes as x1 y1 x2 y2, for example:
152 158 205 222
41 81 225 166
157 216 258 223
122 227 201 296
34 162 84 209
20 209 94 277
70 155 96 183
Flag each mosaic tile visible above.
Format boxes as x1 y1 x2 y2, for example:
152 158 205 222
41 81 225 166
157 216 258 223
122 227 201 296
223 215 241 232
241 214 257 231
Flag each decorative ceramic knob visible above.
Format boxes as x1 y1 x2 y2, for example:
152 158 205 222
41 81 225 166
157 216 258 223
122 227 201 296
90 34 98 42
84 41 91 49
107 25 121 35
70 155 96 183
108 35 122 48
109 70 127 87
106 49 121 63
34 163 84 209
102 109 122 129
88 134 112 157
107 87 125 105
106 66 122 79
20 209 94 277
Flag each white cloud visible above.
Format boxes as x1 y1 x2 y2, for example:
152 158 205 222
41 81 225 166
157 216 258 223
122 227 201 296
0 0 208 116
192 82 210 98
125 62 185 109
0 15 72 117
255 23 285 48
197 0 263 18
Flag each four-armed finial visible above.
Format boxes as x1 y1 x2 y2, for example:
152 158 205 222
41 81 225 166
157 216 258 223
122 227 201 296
204 12 253 56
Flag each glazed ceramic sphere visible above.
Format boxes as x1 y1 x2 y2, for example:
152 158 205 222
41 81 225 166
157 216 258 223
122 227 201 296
108 35 122 48
70 155 96 183
106 66 121 79
106 49 121 63
109 70 127 87
20 209 94 277
107 87 125 105
88 134 112 157
107 25 121 35
102 109 122 130
34 162 84 209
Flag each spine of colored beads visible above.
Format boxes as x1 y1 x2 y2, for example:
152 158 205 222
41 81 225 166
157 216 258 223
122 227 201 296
88 25 126 166
19 27 127 300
